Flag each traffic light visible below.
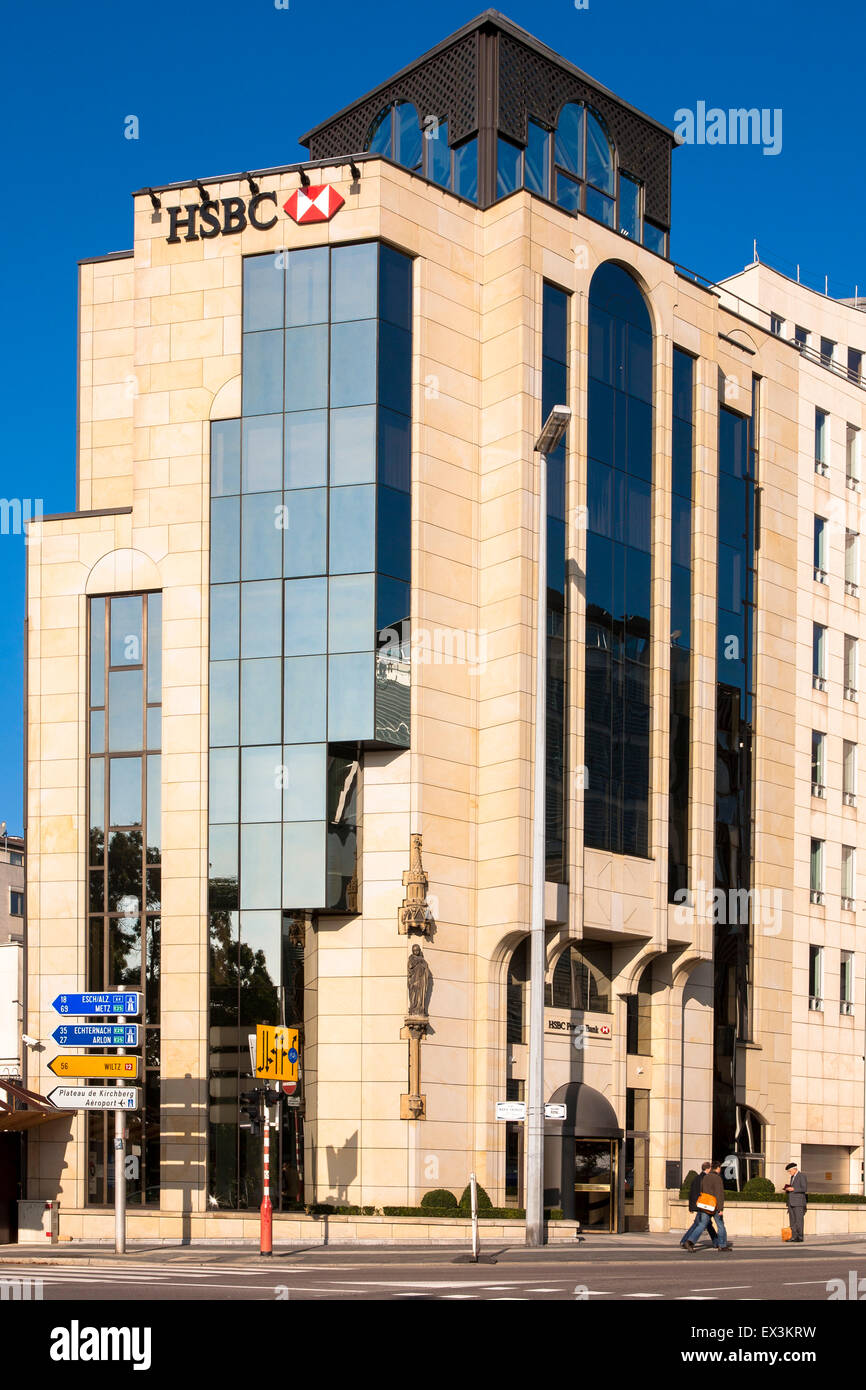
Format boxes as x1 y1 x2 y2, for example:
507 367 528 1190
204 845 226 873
263 1088 282 1108
239 1089 262 1137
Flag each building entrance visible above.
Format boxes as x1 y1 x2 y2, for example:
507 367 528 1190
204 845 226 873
543 1083 624 1230
573 1139 618 1231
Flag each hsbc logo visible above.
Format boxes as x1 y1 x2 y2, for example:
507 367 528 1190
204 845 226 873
284 185 345 224
165 182 344 243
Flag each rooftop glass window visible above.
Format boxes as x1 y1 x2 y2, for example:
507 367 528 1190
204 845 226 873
497 99 656 248
525 118 551 195
586 109 615 194
554 101 584 177
366 100 423 171
497 135 522 197
366 104 468 198
428 118 451 187
453 136 478 201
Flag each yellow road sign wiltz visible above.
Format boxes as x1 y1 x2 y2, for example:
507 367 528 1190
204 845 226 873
254 1025 298 1082
48 1055 139 1079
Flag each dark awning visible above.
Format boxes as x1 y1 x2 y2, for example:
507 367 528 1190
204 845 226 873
0 1080 71 1133
545 1081 623 1139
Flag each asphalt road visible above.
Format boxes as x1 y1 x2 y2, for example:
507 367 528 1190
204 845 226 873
3 1237 865 1301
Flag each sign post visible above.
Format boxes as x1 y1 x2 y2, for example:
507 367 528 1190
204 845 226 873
261 1090 272 1257
253 1025 299 1256
470 1170 479 1263
49 991 141 1255
115 1017 127 1255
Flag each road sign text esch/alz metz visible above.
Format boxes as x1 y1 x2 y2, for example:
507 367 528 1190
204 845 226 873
51 992 140 1017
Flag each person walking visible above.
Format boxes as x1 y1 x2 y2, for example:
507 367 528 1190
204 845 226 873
680 1162 718 1250
783 1161 808 1243
705 1160 733 1251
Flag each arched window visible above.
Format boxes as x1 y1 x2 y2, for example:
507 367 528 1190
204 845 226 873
626 963 653 1055
585 109 615 226
506 938 529 1043
492 99 663 249
367 107 393 157
365 100 422 172
365 104 466 197
734 1106 765 1187
554 102 584 177
586 110 614 193
585 262 653 856
546 942 612 1013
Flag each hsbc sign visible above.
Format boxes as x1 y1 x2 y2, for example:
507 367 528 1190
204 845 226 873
284 185 345 224
165 183 345 243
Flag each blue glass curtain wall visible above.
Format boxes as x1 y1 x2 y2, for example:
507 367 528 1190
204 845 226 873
87 592 162 1206
713 386 758 1156
208 240 412 927
543 283 569 881
668 350 694 899
207 241 411 1211
584 263 653 858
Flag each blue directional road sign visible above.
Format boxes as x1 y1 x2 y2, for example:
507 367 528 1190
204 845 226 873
51 1023 139 1047
51 992 140 1018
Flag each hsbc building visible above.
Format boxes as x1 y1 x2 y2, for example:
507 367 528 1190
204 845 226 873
21 11 866 1241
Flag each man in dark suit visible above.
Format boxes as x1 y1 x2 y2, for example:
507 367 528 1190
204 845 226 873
784 1161 808 1243
680 1162 717 1249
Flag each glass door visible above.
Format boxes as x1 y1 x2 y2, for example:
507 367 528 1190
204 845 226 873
574 1140 618 1231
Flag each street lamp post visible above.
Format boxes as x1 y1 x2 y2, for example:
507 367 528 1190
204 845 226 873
526 404 571 1249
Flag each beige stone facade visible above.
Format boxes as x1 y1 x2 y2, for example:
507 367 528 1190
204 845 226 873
20 93 866 1240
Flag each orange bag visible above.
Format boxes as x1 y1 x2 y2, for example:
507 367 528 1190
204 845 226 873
781 1226 792 1241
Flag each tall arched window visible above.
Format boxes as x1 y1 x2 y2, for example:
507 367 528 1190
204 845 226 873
626 963 653 1055
584 262 653 857
506 938 529 1043
586 110 615 202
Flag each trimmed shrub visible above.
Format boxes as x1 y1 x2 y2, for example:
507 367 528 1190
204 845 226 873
304 1204 376 1216
742 1175 775 1198
679 1170 698 1201
420 1188 458 1210
458 1183 493 1211
381 1205 526 1219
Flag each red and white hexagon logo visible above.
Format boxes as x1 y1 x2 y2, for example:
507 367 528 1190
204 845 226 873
283 185 345 224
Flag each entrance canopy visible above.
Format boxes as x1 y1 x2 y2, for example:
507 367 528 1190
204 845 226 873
0 1080 71 1133
545 1081 623 1138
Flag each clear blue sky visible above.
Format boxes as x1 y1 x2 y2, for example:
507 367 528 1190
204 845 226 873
0 0 861 834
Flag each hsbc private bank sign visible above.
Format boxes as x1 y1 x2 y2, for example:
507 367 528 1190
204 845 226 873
165 184 346 243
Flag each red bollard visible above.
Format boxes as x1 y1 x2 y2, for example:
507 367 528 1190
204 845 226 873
260 1096 272 1255
260 1194 273 1256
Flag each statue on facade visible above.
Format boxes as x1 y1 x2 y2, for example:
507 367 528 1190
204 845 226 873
401 943 431 1120
407 943 431 1019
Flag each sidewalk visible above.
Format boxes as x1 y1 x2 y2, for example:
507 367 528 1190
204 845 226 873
2 1229 864 1266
